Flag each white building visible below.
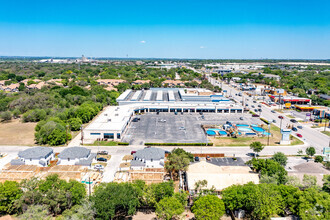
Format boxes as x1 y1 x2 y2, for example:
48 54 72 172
57 147 96 167
11 147 55 167
130 147 165 170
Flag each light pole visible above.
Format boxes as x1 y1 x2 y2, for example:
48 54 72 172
267 123 271 146
80 126 84 146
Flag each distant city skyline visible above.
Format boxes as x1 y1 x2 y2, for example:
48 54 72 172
0 0 329 59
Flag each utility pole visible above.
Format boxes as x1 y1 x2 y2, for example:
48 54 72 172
267 123 271 146
81 126 84 146
88 176 91 197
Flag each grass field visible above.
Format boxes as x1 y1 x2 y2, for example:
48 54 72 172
0 119 37 145
211 124 303 146
321 131 330 136
86 141 119 146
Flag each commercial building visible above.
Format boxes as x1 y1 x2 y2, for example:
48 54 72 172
83 88 244 141
11 147 55 167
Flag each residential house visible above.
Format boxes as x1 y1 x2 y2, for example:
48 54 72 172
96 79 126 87
132 80 151 85
11 147 55 167
57 147 96 167
130 147 165 170
2 83 20 92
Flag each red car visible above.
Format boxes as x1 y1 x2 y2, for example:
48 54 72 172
278 116 284 119
252 114 259 117
296 133 302 138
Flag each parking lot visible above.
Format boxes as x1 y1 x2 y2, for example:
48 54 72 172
122 112 263 145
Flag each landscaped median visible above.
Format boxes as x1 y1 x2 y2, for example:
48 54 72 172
85 141 129 146
144 143 213 146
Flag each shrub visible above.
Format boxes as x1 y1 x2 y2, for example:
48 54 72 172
144 143 213 146
314 155 323 163
0 111 12 121
68 118 82 131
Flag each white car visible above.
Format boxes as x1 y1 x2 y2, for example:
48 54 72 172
179 127 186 130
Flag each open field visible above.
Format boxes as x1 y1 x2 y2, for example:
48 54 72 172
0 119 36 145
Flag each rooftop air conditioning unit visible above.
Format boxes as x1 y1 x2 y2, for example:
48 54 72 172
108 119 111 122
115 114 119 116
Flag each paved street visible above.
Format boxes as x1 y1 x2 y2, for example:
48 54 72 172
207 75 329 154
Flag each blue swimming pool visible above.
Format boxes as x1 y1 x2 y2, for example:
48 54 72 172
218 130 227 135
238 127 253 132
206 128 220 135
236 124 249 127
252 126 265 133
262 132 271 136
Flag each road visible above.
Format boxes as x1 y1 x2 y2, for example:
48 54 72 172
207 75 329 154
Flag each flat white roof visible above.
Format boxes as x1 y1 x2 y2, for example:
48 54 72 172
168 90 175 101
156 90 163 101
144 90 152 101
131 90 142 101
117 89 132 101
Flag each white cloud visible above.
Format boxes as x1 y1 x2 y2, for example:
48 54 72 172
200 46 205 49
140 40 146 44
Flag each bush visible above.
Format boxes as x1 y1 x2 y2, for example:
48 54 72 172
118 142 129 145
22 109 47 122
314 155 323 163
0 111 12 121
35 120 71 146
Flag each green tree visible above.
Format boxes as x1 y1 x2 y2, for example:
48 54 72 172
143 181 174 207
192 195 225 220
249 141 264 157
314 155 323 163
61 200 96 220
18 205 51 220
165 149 191 179
306 147 316 158
302 175 317 189
272 152 288 167
0 181 22 215
91 182 140 219
322 175 330 193
155 197 184 220
67 118 82 131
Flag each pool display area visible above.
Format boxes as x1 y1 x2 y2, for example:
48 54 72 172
205 123 272 137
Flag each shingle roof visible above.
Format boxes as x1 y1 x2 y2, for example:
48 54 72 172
133 147 165 160
18 147 53 160
75 153 97 166
58 147 90 159
10 159 25 165
130 160 146 167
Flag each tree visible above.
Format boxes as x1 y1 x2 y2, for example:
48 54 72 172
143 181 174 207
272 152 288 167
165 149 191 180
0 181 22 215
67 118 82 131
91 182 140 219
61 200 96 220
306 147 316 158
322 175 330 193
192 195 225 220
155 197 184 220
0 111 12 121
18 205 51 220
302 175 317 189
314 155 323 163
249 141 264 157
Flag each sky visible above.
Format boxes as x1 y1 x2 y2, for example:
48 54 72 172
0 0 329 59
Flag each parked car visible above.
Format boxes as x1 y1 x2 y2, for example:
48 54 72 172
239 117 244 120
297 125 303 129
97 151 108 155
258 105 261 107
156 111 160 115
132 118 139 122
97 157 107 162
292 127 298 131
296 133 303 138
252 114 259 117
272 120 276 123
290 119 297 123
246 153 259 157
278 116 284 119
199 112 203 115
131 150 137 155
179 126 186 130
181 112 183 115
253 101 257 103
194 156 200 162
271 110 276 113
174 112 178 115
206 156 211 161
94 164 104 170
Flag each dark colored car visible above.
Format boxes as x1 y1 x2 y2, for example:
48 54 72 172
271 110 276 113
278 116 284 119
132 118 139 122
156 111 160 115
290 119 297 123
292 127 298 131
297 125 303 129
131 151 137 155
194 156 200 162
174 112 178 115
252 114 259 117
97 157 107 162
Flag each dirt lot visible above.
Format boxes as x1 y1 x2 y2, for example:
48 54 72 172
0 119 36 145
